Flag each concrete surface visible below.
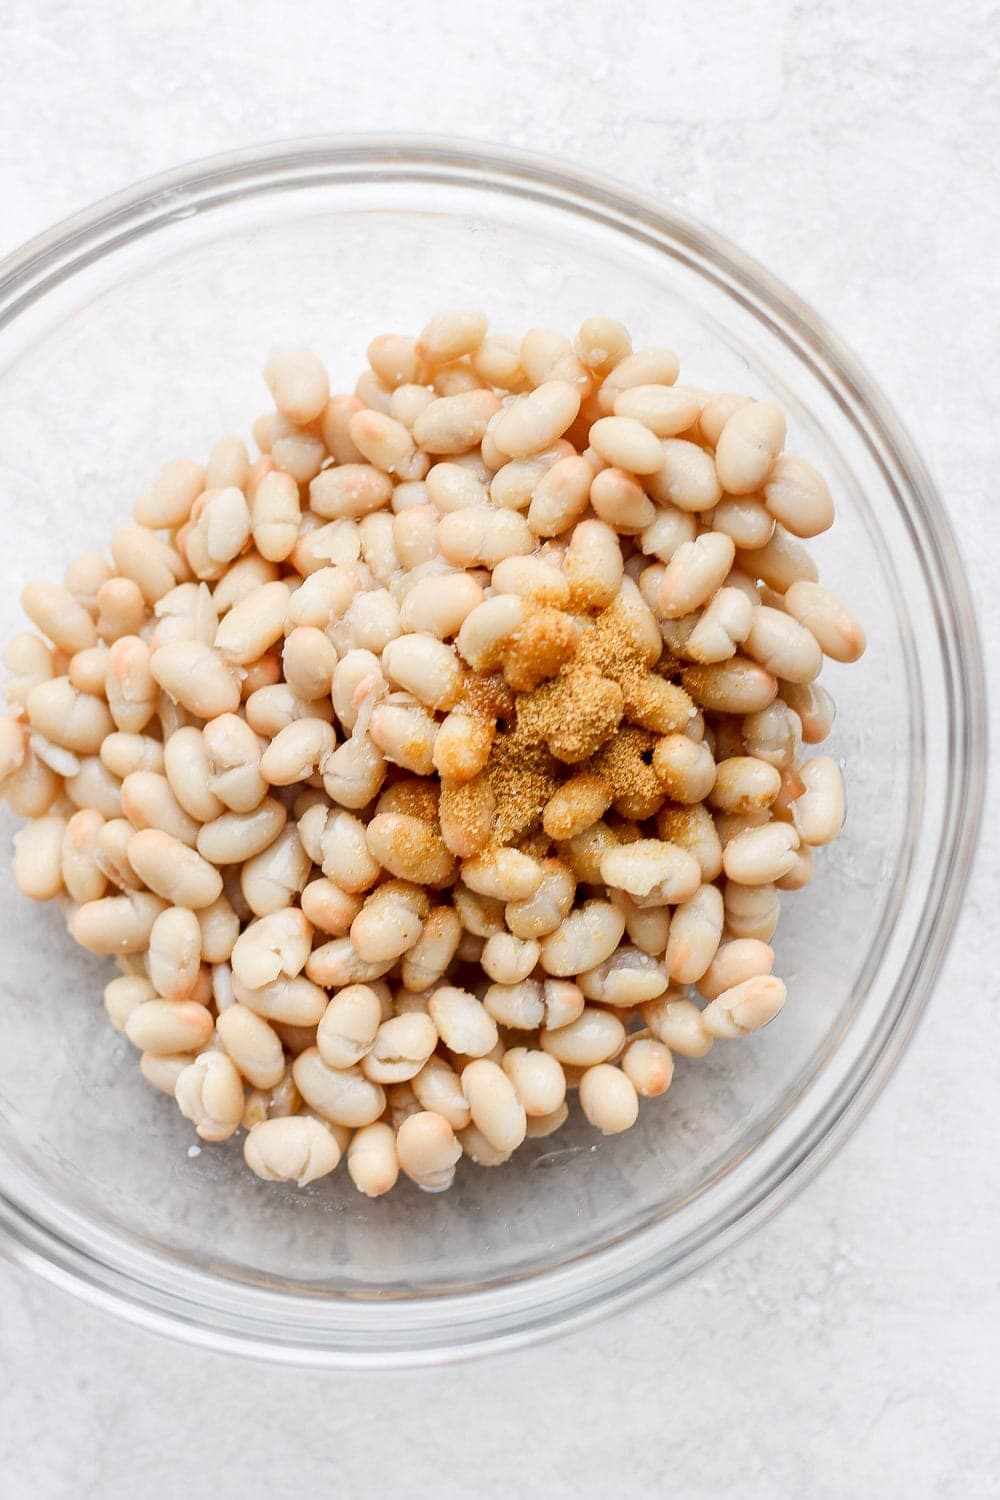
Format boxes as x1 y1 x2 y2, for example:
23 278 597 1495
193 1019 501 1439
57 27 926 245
0 1 997 1496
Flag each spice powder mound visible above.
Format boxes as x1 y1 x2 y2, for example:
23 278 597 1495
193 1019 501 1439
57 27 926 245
470 598 695 847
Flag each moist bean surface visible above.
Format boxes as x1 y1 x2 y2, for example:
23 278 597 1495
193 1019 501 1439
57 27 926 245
0 310 863 1195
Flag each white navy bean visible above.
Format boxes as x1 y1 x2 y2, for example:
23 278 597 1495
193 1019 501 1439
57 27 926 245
722 824 799 885
244 1115 341 1186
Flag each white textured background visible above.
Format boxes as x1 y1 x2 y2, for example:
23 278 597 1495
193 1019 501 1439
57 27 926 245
1 2 998 1496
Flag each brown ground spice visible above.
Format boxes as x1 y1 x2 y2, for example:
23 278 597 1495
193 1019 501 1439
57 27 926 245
466 598 693 847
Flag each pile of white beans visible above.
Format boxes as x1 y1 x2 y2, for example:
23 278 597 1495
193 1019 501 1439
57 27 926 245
0 311 864 1196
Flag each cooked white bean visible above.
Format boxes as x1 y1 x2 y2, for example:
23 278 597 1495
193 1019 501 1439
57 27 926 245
157 727 221 826
683 587 753 664
278 626 336 704
62 555 110 612
125 997 212 1055
501 1046 567 1117
309 464 392 521
264 347 329 424
429 986 498 1058
244 1115 341 1186
519 327 590 391
416 309 487 367
502 860 575 940
573 316 631 376
26 677 114 755
481 933 541 986
398 572 483 639
305 936 395 988
522 453 591 537
598 347 679 412
395 1111 461 1192
459 848 541 903
702 975 787 1038
613 383 703 436
710 495 774 551
150 640 240 719
259 718 336 787
3 632 56 708
147 906 202 1001
599 842 700 905
62 755 121 819
70 888 167 954
300 878 362 937
350 882 427 964
316 984 383 1070
744 606 823 684
299 804 380 892
234 971 327 1026
175 1052 244 1142
579 1064 639 1134
216 1003 285 1090
681 657 778 714
104 974 155 1032
492 381 581 459
564 519 624 609
201 714 266 813
763 455 835 537
67 643 108 698
127 829 222 909
622 1038 674 1098
425 461 488 514
715 401 786 494
722 880 781 942
742 701 803 770
613 891 671 957
482 979 544 1030
455 593 524 670
13 815 66 900
21 580 99 654
438 506 534 567
709 757 782 814
665 884 724 983
657 533 735 618
722 824 799 886
362 1013 438 1084
390 910 457 994
293 1048 386 1127
641 995 713 1057
381 634 462 711
578 947 670 1005
791 755 845 845
784 580 866 663
697 938 774 1000
348 408 416 475
60 809 107 903
231 907 312 990
461 1059 526 1153
646 440 722 512
635 530 696 592
541 1007 625 1067
320 735 387 811
347 1122 400 1198
589 416 664 475
737 525 818 593
589 468 657 532
411 390 500 455
539 979 584 1031
196 799 286 865
212 580 289 666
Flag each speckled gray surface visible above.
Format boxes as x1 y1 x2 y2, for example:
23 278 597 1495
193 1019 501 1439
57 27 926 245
0 2 997 1496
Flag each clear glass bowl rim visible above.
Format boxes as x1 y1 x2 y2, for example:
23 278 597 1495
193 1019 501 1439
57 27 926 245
0 134 986 1367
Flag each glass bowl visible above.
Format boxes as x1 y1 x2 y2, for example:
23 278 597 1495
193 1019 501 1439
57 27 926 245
0 137 985 1367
